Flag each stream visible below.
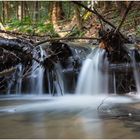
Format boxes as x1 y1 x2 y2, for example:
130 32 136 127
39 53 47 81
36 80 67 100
0 94 139 138
0 41 140 138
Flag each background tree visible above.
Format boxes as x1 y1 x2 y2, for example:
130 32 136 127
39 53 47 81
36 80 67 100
51 1 64 25
2 1 9 23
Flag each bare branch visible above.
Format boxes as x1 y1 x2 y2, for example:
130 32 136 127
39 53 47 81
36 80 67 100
35 37 99 46
72 1 116 29
0 29 51 38
115 1 134 33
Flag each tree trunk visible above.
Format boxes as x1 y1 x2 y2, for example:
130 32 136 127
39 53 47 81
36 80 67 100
2 1 9 22
51 1 64 24
17 1 24 21
22 2 26 18
72 4 82 29
103 1 112 12
34 1 39 22
116 1 127 17
24 1 30 18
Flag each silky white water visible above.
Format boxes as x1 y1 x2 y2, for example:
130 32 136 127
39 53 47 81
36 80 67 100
54 63 65 95
7 64 23 94
76 48 108 95
47 63 64 95
15 64 23 94
30 46 44 94
6 45 65 95
131 51 140 94
0 94 137 113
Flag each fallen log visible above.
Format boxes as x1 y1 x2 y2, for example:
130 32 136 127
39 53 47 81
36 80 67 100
107 63 140 73
35 37 99 46
0 67 16 77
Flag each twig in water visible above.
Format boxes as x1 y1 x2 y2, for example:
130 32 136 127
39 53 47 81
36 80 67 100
54 68 63 96
22 65 40 79
97 95 111 112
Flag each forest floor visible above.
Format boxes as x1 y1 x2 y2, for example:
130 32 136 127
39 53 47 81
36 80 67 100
54 5 140 43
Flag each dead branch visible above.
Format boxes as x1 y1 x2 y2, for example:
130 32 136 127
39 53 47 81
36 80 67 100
0 67 16 77
2 48 21 61
0 29 51 38
115 1 134 33
0 38 42 65
35 37 99 46
97 95 111 112
72 1 116 29
0 78 6 84
22 65 39 79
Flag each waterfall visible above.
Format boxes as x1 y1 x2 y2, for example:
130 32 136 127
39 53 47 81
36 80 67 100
30 46 44 94
7 64 23 94
6 46 45 95
46 63 64 95
54 63 65 95
76 48 108 95
113 72 117 94
6 45 65 95
130 50 140 94
15 64 23 94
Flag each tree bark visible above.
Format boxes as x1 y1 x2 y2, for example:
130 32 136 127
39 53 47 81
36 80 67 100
103 1 112 12
72 4 82 29
17 1 24 21
24 1 30 18
116 1 127 17
34 1 39 22
2 1 9 22
51 2 64 24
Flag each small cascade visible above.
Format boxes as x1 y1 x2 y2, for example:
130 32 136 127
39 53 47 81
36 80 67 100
54 63 65 95
46 63 65 95
130 50 140 94
30 46 45 94
7 75 14 94
113 72 117 94
76 48 108 95
15 64 23 94
7 64 24 94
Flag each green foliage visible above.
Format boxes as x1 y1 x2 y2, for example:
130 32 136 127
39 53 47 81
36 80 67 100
68 26 85 37
83 11 92 21
136 25 140 36
5 17 59 37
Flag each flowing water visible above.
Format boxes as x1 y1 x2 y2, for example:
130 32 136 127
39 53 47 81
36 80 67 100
76 48 108 95
7 64 23 94
1 45 140 138
76 47 140 95
6 45 65 95
53 63 65 95
30 46 44 94
0 94 139 138
7 46 45 95
46 63 64 95
15 64 23 94
130 50 140 94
